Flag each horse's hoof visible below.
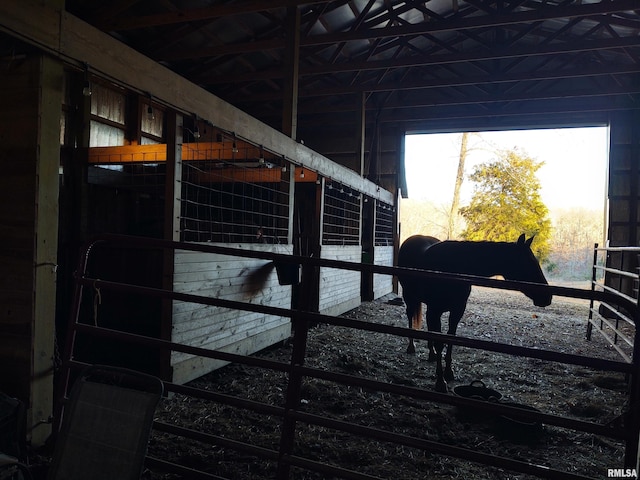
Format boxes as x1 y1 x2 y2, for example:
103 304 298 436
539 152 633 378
435 381 448 393
406 344 416 354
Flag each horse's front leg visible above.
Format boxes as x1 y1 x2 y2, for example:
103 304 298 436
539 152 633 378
427 340 437 362
426 310 447 392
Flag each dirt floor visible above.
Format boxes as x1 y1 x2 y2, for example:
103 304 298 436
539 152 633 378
147 283 633 480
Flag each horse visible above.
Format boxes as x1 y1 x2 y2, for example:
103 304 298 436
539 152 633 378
397 234 552 392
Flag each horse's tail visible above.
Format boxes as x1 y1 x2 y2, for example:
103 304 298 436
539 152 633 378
412 302 423 330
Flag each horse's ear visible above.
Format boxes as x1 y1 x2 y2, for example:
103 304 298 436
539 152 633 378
516 234 535 247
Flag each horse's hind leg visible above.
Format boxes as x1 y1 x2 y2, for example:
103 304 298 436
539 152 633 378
426 309 447 393
443 305 466 382
405 300 422 354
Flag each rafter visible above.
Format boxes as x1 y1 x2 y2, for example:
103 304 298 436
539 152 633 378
224 62 640 103
152 0 638 65
100 0 329 30
301 0 638 47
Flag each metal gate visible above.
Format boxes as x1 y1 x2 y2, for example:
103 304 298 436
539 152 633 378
56 235 640 480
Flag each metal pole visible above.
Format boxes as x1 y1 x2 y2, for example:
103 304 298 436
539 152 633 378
276 261 311 479
587 242 598 340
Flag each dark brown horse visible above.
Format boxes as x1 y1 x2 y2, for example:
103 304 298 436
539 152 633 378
397 234 552 392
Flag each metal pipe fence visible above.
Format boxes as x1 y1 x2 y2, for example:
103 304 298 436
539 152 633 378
56 234 640 480
588 243 639 363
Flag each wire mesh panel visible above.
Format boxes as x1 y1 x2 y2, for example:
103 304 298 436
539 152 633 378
374 201 395 247
87 163 167 237
322 182 361 246
180 136 291 244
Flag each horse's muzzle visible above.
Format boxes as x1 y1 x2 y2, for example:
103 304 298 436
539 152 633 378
534 295 553 307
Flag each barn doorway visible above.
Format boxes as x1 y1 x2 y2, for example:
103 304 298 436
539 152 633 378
401 126 609 285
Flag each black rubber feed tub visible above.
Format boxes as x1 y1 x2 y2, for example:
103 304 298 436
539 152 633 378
453 380 502 402
453 381 543 443
453 380 502 421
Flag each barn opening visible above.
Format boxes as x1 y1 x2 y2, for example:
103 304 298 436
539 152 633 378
402 126 609 284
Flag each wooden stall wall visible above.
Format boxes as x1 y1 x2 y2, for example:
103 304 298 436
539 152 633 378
373 246 394 300
372 200 396 300
318 245 363 316
171 245 293 384
0 53 60 445
318 181 363 316
171 140 294 384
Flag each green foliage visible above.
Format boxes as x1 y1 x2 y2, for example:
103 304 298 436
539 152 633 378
459 148 552 261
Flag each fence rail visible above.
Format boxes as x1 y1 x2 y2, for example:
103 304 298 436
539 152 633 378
588 243 639 363
57 234 640 480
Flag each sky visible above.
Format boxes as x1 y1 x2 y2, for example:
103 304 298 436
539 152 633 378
404 127 609 211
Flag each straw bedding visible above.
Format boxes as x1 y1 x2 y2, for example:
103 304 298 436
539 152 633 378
149 285 630 479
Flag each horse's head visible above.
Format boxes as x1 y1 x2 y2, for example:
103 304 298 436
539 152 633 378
505 234 552 307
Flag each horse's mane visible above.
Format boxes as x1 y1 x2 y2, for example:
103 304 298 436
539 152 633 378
442 239 515 246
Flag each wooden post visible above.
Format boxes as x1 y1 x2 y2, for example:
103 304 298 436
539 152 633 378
276 261 312 479
0 53 62 446
160 111 182 381
31 54 63 445
357 92 366 176
281 6 300 140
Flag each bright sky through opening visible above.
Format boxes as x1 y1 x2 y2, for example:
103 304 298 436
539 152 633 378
404 127 609 211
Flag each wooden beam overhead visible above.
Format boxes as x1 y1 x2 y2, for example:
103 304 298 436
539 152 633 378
299 0 640 47
152 0 640 61
88 144 167 164
101 0 327 31
87 143 279 164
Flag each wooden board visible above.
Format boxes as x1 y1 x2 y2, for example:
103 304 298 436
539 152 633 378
318 245 362 316
171 244 293 384
373 246 394 299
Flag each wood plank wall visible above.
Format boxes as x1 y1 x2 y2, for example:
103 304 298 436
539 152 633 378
373 246 394 300
0 54 60 445
318 245 362 316
171 244 293 384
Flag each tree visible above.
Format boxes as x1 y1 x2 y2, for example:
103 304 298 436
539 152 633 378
448 132 469 239
399 198 450 243
546 208 604 279
459 148 552 261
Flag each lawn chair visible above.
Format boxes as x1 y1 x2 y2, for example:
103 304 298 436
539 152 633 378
0 454 32 480
47 365 163 480
0 391 31 480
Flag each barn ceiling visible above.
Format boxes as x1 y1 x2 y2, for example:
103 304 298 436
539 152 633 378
62 0 640 134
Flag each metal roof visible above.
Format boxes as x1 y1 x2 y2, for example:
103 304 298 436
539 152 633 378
60 0 639 133
11 1 640 134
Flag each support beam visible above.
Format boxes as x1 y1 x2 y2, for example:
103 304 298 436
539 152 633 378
282 6 300 140
0 52 61 447
356 92 366 176
32 54 62 446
